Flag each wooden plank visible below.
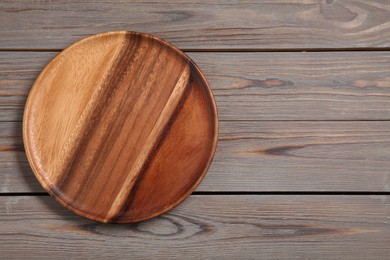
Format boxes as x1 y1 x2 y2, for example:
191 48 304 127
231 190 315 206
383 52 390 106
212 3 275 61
2 121 390 192
2 51 390 121
0 195 389 259
0 0 389 50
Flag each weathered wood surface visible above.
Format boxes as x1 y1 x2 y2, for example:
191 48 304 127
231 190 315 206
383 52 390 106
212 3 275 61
0 0 389 50
0 195 389 259
2 121 390 193
2 51 390 121
2 0 390 258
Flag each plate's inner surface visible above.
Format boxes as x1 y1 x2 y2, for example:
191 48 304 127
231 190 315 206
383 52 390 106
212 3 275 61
23 32 218 223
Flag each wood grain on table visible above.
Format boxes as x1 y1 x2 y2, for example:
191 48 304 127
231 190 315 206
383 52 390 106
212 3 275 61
0 0 389 258
2 120 390 193
1 195 389 259
1 51 390 121
0 0 389 50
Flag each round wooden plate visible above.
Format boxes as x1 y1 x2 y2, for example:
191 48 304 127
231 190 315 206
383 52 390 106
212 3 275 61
23 31 218 223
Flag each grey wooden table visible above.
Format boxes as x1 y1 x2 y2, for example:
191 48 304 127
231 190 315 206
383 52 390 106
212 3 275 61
1 1 390 259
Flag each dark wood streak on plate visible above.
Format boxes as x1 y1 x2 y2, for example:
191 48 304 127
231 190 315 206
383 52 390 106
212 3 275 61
55 34 140 198
113 72 194 222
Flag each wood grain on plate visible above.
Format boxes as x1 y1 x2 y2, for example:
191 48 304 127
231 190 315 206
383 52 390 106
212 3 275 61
22 32 218 223
2 51 390 121
0 0 389 50
1 195 389 259
2 121 390 193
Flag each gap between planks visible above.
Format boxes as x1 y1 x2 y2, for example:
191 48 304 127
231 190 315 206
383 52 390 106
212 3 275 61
2 191 390 197
1 48 390 53
5 120 390 123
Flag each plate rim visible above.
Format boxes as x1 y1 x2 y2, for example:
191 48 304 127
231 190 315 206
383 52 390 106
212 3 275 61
23 31 219 223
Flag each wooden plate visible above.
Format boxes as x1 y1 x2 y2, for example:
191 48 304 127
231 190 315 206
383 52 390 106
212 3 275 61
23 31 218 223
